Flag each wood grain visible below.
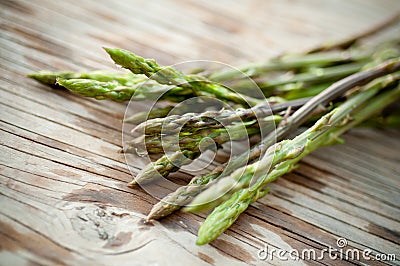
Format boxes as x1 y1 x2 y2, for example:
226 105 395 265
1 0 400 265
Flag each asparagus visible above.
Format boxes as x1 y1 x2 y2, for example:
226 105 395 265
127 115 281 155
104 47 263 106
128 99 312 186
256 43 400 96
128 122 267 186
187 59 400 212
133 97 309 137
146 59 400 220
28 70 144 86
29 70 199 102
211 40 400 99
56 78 189 102
195 76 400 245
124 98 226 124
27 15 400 247
208 49 371 82
130 46 400 190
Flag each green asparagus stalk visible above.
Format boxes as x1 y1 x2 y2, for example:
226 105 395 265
56 78 189 102
146 59 400 220
195 77 400 245
28 70 144 86
104 47 263 106
29 70 199 103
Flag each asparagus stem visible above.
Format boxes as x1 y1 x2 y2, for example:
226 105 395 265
124 98 226 124
104 47 263 106
56 78 188 102
28 70 145 86
195 75 400 245
30 70 198 102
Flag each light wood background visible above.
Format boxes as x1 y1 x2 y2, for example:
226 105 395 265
1 0 400 265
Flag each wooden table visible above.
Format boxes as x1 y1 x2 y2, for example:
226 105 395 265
1 1 399 265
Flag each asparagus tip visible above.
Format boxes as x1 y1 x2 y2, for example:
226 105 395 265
103 47 124 58
195 236 208 246
127 179 137 187
102 47 112 53
145 216 153 223
28 72 58 85
146 208 157 221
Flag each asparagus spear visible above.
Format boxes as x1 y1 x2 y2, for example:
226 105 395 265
104 47 263 106
29 70 198 102
195 77 400 245
56 78 189 102
28 70 144 86
146 59 400 220
124 98 226 124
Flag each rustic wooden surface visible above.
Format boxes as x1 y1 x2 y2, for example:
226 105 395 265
1 0 400 265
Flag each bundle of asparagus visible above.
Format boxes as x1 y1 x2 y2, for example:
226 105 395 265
29 16 400 245
192 69 400 244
